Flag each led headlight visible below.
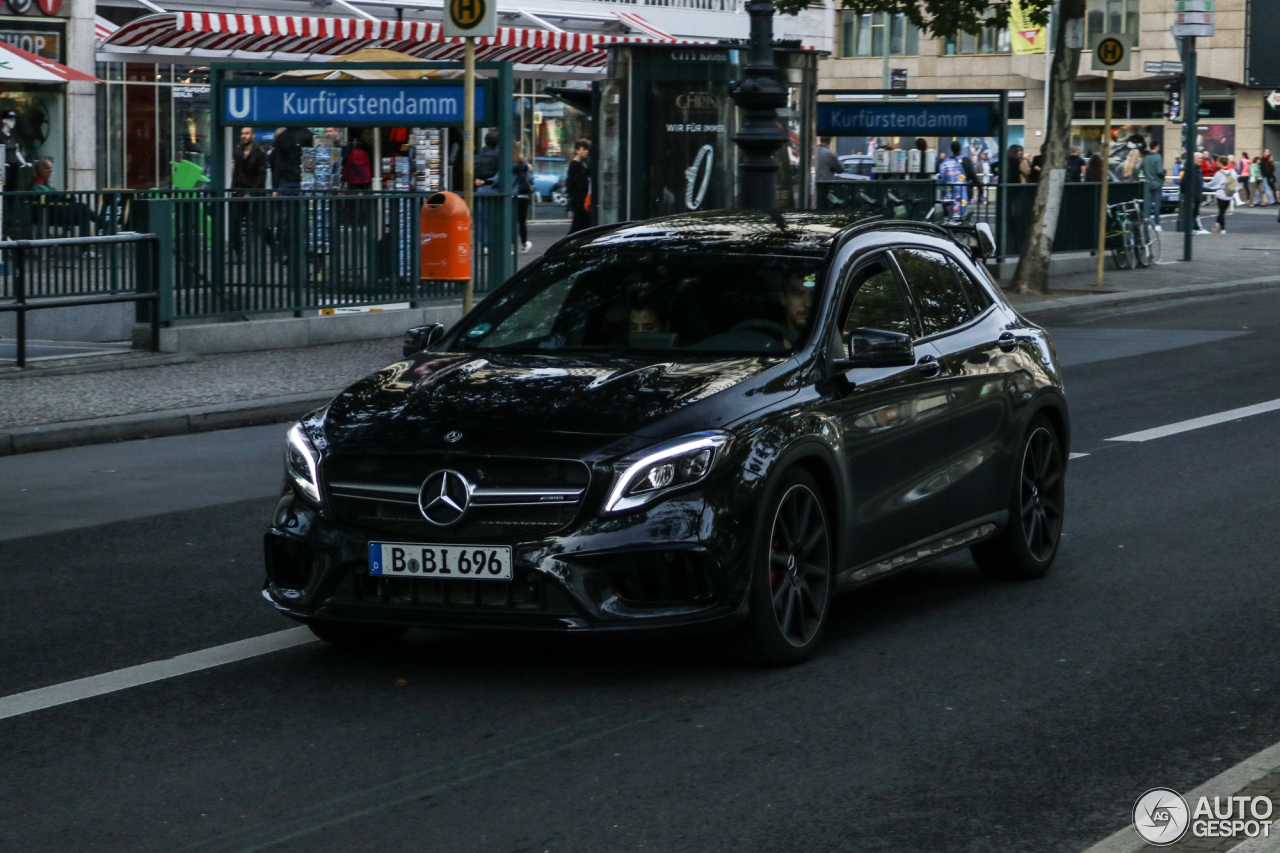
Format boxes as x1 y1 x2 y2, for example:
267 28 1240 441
604 431 732 513
285 423 322 506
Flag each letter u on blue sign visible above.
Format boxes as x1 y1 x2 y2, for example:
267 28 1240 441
227 88 255 121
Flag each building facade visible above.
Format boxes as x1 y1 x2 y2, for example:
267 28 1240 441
89 0 831 197
819 0 1268 171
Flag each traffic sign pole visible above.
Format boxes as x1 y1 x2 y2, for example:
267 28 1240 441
463 36 475 313
1097 69 1114 287
1180 37 1198 261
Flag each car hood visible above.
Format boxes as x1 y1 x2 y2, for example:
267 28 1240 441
321 350 798 452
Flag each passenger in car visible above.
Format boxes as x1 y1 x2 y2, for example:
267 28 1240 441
628 289 677 347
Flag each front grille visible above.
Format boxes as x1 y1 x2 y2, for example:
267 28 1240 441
324 453 591 540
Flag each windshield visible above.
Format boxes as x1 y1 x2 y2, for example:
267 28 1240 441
453 250 826 355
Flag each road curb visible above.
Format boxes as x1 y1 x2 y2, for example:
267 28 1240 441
0 390 341 457
1016 274 1280 318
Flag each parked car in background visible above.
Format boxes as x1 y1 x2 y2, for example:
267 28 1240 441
834 154 875 181
532 156 567 205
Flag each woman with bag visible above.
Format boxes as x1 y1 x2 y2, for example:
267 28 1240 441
1208 156 1233 234
513 142 533 253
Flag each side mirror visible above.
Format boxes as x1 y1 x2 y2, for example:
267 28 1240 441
403 323 445 358
833 328 915 370
974 222 997 258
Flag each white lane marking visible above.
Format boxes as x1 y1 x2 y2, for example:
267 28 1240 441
0 627 315 722
1106 398 1280 443
1069 453 1090 460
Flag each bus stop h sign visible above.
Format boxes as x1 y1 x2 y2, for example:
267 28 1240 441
1092 33 1132 72
444 0 495 38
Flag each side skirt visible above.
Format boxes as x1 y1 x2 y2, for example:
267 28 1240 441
835 511 1007 589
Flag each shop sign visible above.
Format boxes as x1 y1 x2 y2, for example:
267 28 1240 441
1267 91 1280 110
817 103 995 136
0 29 61 62
223 83 487 126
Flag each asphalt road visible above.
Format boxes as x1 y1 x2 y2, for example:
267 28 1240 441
4 287 1280 852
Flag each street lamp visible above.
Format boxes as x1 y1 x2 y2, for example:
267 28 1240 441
730 0 789 211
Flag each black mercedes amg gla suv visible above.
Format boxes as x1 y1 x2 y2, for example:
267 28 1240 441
264 210 1069 664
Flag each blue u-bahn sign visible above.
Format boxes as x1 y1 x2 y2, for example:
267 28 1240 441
222 83 487 127
818 103 996 136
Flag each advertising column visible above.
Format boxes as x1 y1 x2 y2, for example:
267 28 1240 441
648 83 732 216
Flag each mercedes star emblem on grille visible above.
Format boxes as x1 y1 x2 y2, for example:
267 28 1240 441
444 430 463 443
417 469 472 526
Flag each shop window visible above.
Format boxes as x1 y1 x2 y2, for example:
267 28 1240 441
1086 0 1140 48
944 9 1011 55
1073 100 1094 120
1128 99 1165 120
840 12 919 58
1008 101 1025 120
1200 99 1235 119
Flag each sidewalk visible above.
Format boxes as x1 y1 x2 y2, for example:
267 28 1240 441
2 208 1278 456
1005 204 1280 315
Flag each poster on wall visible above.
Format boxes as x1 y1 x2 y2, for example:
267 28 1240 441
1197 124 1235 159
648 82 732 217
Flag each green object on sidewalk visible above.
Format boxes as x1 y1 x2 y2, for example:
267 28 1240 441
170 160 211 191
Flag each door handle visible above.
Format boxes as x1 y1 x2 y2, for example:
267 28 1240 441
998 331 1036 353
917 354 941 378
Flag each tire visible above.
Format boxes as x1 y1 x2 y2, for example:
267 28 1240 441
1143 221 1162 264
736 469 835 665
1135 220 1154 267
971 416 1065 580
308 621 407 647
1112 229 1136 271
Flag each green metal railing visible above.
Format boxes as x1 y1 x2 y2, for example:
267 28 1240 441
816 178 1147 258
1 189 516 322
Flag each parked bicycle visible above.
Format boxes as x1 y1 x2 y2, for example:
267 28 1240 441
1106 198 1161 270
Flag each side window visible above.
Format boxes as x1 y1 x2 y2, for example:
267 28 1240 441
944 254 993 314
894 247 973 336
839 258 914 348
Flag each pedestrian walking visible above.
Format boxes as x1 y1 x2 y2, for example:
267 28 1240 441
1239 151 1252 202
474 131 500 189
1085 153 1105 183
1184 152 1208 234
1139 140 1165 230
816 136 844 182
953 140 979 206
1208 155 1233 233
512 141 533 253
1263 150 1276 203
230 126 266 258
566 138 591 234
1250 156 1274 206
977 151 993 202
1065 146 1085 182
938 144 968 219
999 144 1027 184
1122 147 1142 181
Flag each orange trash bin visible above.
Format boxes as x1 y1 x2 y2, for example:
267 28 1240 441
420 191 472 280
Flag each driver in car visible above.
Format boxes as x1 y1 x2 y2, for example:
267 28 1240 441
777 273 816 348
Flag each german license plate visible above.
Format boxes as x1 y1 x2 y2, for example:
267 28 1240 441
369 543 513 580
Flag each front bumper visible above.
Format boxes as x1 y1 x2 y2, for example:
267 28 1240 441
261 482 756 633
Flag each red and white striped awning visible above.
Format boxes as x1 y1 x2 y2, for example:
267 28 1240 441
100 12 708 73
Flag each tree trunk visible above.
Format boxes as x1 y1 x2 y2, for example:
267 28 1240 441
1011 0 1087 294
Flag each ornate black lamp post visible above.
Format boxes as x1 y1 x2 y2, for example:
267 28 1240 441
730 0 790 211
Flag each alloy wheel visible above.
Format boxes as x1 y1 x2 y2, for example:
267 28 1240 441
1019 427 1064 562
767 484 831 648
